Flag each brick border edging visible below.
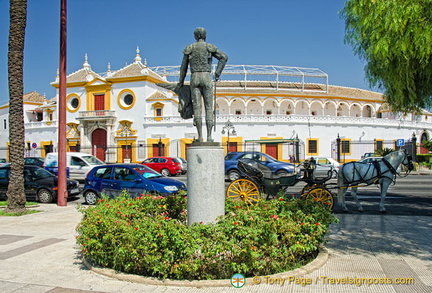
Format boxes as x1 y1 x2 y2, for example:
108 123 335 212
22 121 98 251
82 246 329 288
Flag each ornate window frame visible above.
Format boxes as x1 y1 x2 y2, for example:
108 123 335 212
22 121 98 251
117 89 136 110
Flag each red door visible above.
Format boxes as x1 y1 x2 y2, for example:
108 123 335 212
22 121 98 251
265 144 278 159
152 144 165 156
92 128 107 162
94 94 105 116
229 142 238 153
122 145 132 162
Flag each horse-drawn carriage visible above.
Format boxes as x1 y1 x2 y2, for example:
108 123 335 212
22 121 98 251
225 149 413 212
225 157 336 208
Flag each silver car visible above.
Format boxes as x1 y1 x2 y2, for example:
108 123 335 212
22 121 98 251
176 157 187 175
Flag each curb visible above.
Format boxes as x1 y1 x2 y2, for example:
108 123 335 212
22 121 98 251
83 246 329 288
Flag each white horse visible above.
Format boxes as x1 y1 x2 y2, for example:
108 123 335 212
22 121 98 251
337 149 413 213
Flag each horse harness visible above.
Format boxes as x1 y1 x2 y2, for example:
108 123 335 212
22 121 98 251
342 158 398 187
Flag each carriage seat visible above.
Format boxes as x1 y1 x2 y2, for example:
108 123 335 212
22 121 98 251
238 158 279 179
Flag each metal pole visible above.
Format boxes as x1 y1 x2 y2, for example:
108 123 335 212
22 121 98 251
336 134 341 163
227 130 230 153
213 80 217 132
57 0 67 206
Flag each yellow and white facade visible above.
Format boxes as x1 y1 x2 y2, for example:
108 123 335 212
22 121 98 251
1 50 431 162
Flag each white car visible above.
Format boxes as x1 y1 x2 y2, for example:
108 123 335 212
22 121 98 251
307 157 340 178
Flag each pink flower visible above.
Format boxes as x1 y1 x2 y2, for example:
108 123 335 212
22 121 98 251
279 198 284 201
270 215 279 219
315 223 320 226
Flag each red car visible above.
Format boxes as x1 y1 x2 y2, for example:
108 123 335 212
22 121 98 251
141 157 183 176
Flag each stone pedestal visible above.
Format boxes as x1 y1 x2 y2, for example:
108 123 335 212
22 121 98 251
187 144 225 226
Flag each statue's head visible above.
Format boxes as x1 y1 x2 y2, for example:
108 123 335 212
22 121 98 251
194 27 207 41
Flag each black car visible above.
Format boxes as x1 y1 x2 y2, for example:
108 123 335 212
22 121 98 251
24 157 45 167
0 165 81 203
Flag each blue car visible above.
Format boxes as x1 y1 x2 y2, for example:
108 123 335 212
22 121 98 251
82 164 187 205
225 152 296 181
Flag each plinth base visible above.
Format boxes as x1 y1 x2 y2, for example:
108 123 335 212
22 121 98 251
187 145 225 225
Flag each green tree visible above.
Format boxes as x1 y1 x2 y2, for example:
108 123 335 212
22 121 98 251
341 0 432 113
6 0 27 213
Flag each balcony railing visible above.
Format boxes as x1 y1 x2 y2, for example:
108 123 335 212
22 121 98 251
24 120 58 129
143 114 432 129
77 110 116 119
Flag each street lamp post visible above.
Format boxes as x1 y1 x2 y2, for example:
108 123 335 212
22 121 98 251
221 120 237 153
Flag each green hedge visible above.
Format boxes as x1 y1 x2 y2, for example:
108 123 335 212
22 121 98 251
76 191 338 280
416 154 432 164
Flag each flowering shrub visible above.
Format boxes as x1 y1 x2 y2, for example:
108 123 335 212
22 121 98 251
76 190 338 280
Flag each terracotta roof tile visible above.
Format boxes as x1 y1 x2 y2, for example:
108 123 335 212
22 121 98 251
23 91 45 102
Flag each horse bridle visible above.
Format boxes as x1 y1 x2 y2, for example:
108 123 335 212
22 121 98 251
382 150 413 178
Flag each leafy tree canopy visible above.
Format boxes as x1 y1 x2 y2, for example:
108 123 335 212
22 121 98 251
341 0 432 113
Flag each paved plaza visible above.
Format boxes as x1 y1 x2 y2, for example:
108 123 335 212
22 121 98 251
0 200 431 292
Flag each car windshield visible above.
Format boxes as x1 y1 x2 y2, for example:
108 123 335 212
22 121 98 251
172 158 181 164
225 153 237 160
177 157 186 163
29 167 54 179
82 155 104 165
132 165 162 178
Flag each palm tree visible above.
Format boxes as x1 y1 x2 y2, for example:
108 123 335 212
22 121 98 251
6 0 27 213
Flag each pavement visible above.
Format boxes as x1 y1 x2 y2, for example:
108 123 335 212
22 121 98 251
1 198 431 293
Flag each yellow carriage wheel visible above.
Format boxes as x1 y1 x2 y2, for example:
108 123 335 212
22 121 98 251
305 187 334 209
300 184 325 197
226 179 261 205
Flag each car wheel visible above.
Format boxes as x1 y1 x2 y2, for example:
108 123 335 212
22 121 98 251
276 170 288 177
37 188 53 203
84 190 98 205
228 170 240 181
161 168 170 176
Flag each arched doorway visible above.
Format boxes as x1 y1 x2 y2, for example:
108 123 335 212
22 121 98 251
92 128 107 162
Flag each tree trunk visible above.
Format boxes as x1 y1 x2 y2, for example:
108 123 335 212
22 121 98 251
6 0 27 214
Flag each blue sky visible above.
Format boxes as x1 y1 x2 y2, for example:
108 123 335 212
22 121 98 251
0 0 372 105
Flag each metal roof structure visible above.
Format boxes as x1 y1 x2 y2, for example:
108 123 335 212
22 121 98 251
150 64 329 92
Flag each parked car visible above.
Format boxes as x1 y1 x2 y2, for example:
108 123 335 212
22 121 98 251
175 157 187 175
0 165 81 203
307 157 340 178
82 164 187 205
361 152 375 159
43 152 104 181
141 157 183 176
225 152 296 181
358 156 381 164
358 156 401 172
24 157 45 167
0 158 7 167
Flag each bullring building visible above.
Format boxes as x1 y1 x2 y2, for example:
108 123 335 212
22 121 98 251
0 49 430 163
